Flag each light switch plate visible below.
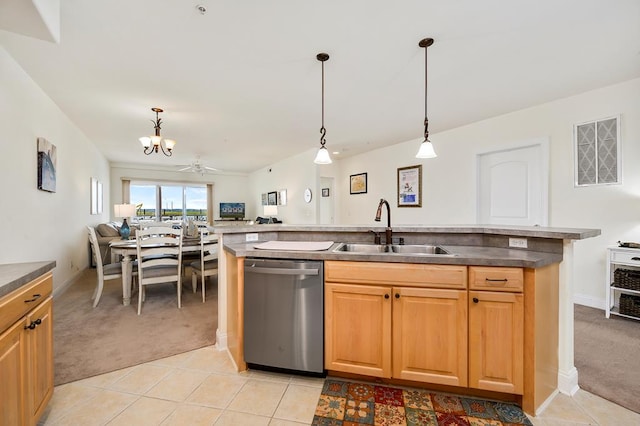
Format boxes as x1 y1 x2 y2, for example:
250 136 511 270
509 237 528 248
246 233 259 242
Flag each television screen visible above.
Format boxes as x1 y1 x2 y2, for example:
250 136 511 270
220 202 245 219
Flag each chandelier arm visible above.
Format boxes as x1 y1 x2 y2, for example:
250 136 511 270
159 143 173 156
319 126 327 147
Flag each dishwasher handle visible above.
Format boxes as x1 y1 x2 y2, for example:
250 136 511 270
245 266 319 276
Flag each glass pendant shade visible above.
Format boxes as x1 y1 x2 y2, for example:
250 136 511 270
164 139 176 150
416 139 437 158
314 146 332 164
139 136 152 148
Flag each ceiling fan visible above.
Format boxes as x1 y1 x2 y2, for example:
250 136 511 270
177 158 219 174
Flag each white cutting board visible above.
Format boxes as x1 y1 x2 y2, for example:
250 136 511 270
253 240 334 251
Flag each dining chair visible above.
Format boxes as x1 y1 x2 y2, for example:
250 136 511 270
87 226 136 307
135 226 183 315
190 229 218 302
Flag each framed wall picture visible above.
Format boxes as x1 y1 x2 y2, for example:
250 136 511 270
350 172 367 194
37 137 57 192
322 188 330 197
397 165 422 207
96 180 103 213
90 177 98 214
278 189 287 205
267 191 278 205
261 193 268 206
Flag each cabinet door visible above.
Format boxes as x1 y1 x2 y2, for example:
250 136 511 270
393 287 467 386
325 283 392 377
469 290 523 394
25 297 53 425
0 319 27 426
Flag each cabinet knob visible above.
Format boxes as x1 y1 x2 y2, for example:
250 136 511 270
395 293 400 299
384 294 390 299
473 297 479 303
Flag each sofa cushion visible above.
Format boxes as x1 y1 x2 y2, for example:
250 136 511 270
96 223 120 237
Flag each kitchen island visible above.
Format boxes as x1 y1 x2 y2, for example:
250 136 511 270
214 224 599 416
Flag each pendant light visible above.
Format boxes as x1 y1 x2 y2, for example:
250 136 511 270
416 38 437 159
314 52 332 164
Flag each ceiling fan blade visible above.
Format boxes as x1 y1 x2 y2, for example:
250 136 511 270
177 166 191 171
204 166 219 171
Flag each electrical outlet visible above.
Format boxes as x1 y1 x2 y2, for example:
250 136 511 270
246 233 259 242
509 237 528 249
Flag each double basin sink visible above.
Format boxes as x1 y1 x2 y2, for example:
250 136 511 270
333 243 455 256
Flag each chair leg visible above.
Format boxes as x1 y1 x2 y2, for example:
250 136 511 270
137 285 143 315
177 277 182 309
192 272 197 293
201 275 206 303
92 279 104 308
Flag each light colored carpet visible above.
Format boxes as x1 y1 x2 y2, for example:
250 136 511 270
53 267 217 385
574 304 640 414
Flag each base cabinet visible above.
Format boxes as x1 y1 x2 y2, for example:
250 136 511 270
324 261 468 387
0 272 53 426
469 290 523 394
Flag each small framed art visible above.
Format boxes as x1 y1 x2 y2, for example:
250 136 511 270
350 172 367 195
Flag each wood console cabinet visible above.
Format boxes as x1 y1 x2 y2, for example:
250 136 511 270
0 271 54 426
324 261 468 387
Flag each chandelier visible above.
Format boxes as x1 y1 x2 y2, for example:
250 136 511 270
139 107 176 156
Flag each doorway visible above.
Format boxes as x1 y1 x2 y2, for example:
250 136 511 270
319 177 334 225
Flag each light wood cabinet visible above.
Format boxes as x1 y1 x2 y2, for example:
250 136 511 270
469 289 523 394
468 266 524 394
0 271 53 426
324 261 468 387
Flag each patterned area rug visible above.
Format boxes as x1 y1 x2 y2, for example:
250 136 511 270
313 379 532 425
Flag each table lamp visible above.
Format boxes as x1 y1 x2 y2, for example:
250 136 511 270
263 205 278 224
114 204 137 239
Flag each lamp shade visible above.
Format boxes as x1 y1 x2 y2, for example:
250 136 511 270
263 205 278 217
114 203 136 218
314 146 332 164
416 140 437 158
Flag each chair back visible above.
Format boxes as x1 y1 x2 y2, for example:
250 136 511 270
200 228 218 267
135 226 183 284
87 226 105 277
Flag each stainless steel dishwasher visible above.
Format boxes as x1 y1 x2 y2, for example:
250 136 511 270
243 258 324 375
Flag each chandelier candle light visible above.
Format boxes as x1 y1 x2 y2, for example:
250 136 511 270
114 204 137 239
139 107 176 156
314 52 332 164
416 37 437 159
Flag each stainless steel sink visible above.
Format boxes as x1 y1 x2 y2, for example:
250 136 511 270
333 243 390 253
390 244 451 255
333 243 454 256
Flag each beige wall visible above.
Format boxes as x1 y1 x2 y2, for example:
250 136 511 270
0 47 111 291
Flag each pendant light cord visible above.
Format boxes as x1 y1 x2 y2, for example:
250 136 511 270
320 59 327 147
423 43 429 141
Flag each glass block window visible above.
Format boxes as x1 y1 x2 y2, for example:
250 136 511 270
574 116 620 186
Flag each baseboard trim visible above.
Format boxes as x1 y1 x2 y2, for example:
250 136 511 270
52 268 86 298
574 294 605 310
216 329 228 350
558 367 579 396
534 389 559 416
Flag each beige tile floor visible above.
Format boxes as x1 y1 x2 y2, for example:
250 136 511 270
40 345 640 425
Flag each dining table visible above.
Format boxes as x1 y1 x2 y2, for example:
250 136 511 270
109 236 213 306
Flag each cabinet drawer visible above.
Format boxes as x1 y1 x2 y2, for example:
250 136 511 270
325 261 467 289
611 250 640 265
469 267 523 292
0 272 52 333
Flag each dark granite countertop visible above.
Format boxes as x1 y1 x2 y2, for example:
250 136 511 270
224 242 562 268
0 261 56 299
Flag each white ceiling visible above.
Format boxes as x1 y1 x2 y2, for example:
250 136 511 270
1 1 639 174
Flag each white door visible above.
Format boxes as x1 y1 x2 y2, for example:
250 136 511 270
477 141 548 226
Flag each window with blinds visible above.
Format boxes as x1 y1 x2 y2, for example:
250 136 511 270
574 116 620 186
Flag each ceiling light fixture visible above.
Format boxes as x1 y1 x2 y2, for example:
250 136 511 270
314 52 332 165
416 37 437 159
139 107 176 157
